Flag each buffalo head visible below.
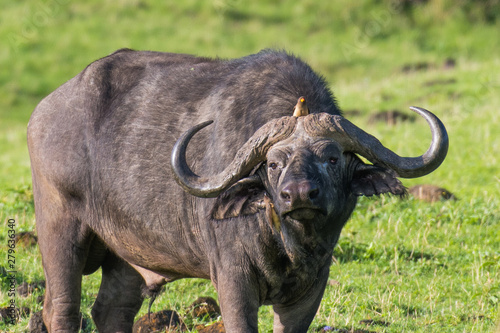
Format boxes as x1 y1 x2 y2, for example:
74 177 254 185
171 98 448 228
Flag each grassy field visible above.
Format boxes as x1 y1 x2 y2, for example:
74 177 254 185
1 0 499 332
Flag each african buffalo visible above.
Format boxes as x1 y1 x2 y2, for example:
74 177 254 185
27 49 448 332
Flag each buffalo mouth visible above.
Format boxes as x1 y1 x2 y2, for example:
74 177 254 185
283 207 325 221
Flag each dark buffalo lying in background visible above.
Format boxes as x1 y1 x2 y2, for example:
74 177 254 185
27 49 448 332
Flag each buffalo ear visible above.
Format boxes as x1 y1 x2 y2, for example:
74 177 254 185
351 164 406 197
211 175 266 220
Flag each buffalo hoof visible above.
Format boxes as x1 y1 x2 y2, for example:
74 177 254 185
409 184 456 203
198 321 225 333
133 310 186 332
189 296 221 319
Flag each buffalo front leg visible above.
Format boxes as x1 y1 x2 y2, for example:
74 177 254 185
214 271 260 333
272 265 330 333
91 253 145 333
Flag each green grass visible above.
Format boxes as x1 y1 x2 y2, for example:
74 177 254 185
1 0 500 331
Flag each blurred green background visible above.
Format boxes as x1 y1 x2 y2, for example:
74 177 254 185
1 0 499 332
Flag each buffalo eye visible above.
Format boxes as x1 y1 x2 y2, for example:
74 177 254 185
329 157 338 165
269 162 278 170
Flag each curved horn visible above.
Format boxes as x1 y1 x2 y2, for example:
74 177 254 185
171 117 297 198
303 107 448 178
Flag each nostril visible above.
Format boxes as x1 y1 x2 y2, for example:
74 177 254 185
308 188 320 200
